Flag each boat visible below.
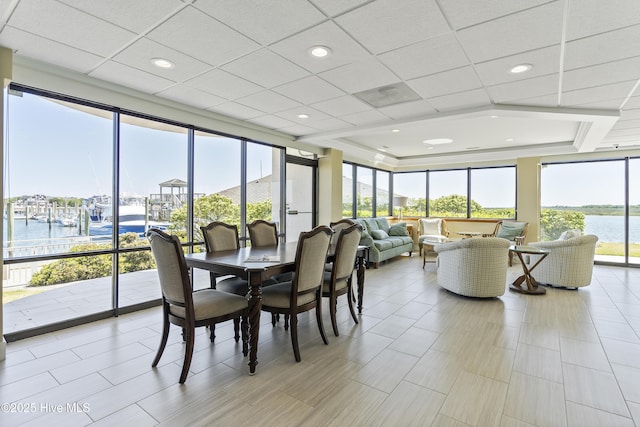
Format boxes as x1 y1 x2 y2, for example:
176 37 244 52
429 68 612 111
89 205 170 236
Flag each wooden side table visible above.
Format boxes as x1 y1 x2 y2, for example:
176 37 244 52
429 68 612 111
509 245 549 295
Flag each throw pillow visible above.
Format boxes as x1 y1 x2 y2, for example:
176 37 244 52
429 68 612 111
558 229 581 240
497 222 525 241
370 229 389 240
389 224 409 236
420 218 441 235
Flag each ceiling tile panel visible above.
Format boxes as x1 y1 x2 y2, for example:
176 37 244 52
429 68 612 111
156 85 226 109
304 117 351 131
457 2 563 63
8 0 136 56
508 94 558 108
310 0 370 17
378 33 470 80
275 106 332 124
335 0 450 54
408 66 483 99
221 49 309 89
269 21 371 73
341 109 390 126
474 45 560 86
310 95 372 116
194 0 326 45
438 0 552 30
90 61 175 94
249 115 297 129
57 0 185 33
486 74 559 103
236 90 302 114
319 57 399 94
378 100 437 120
565 0 640 41
208 102 265 120
276 124 319 136
562 56 640 92
561 81 635 107
185 69 263 100
564 25 640 71
147 6 259 67
114 38 211 83
427 89 491 112
272 76 345 105
0 27 103 73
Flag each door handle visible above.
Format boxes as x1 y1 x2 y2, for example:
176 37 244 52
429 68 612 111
287 210 298 215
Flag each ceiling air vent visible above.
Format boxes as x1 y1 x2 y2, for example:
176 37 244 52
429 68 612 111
353 82 421 108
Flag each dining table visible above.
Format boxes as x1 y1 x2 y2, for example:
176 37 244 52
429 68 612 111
184 241 369 374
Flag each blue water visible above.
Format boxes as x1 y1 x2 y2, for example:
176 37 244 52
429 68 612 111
3 218 85 246
584 215 640 244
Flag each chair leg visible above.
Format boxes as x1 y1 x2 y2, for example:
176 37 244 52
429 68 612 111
209 325 216 342
284 314 289 331
271 313 277 327
241 315 249 357
233 318 240 342
152 314 170 367
290 313 301 362
347 286 359 325
316 298 329 346
179 327 195 384
330 293 339 336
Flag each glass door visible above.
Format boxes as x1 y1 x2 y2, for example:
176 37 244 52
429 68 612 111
285 159 316 242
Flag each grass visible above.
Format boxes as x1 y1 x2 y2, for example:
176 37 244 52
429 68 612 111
2 287 48 303
596 242 640 257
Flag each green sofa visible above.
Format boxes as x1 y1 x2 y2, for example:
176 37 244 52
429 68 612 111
352 218 414 268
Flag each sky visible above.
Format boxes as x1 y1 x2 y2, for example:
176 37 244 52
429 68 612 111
5 89 639 208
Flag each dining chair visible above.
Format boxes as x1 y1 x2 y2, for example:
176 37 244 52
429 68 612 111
260 225 332 362
326 218 359 271
147 228 248 383
200 221 249 341
323 223 362 336
247 219 279 247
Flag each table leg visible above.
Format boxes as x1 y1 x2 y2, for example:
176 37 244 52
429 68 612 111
509 252 546 295
356 252 366 314
247 272 263 374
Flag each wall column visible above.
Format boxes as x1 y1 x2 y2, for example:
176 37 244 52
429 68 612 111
516 157 541 242
318 148 343 225
0 47 13 361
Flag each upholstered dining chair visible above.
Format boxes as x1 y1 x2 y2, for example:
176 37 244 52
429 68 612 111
147 228 248 383
247 219 279 247
260 225 332 362
200 221 248 295
323 223 362 336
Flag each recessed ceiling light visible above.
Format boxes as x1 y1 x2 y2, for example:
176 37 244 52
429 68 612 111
391 129 400 133
490 115 498 119
423 138 453 145
510 63 532 74
506 138 514 142
151 58 175 69
308 45 331 58
297 113 310 119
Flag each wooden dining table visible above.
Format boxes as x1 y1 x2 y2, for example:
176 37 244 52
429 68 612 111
184 241 369 374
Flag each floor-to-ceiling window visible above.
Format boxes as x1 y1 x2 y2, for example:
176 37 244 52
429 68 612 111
356 166 373 218
393 171 426 217
541 160 627 263
631 158 640 265
342 163 354 218
470 167 516 219
2 84 294 338
429 169 467 217
375 170 390 217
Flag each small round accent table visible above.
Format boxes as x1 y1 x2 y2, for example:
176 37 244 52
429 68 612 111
509 245 549 295
420 237 447 268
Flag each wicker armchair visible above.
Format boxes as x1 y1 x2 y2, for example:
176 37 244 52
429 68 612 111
434 237 510 298
528 235 598 289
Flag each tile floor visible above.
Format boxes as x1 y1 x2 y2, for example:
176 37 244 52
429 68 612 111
1 256 640 426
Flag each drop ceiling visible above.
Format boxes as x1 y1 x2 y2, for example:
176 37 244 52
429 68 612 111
2 0 640 169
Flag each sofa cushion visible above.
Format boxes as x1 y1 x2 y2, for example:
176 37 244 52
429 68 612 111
371 229 389 240
373 239 393 251
389 223 409 236
497 221 526 241
388 237 412 248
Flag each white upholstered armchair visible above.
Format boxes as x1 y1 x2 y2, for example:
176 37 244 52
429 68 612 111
434 237 510 298
528 234 598 289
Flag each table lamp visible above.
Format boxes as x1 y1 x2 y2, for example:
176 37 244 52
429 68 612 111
392 196 408 220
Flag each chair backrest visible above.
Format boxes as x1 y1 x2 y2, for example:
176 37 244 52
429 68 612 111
201 221 239 252
332 224 362 281
293 226 332 294
496 221 527 241
329 218 356 245
247 220 278 247
418 218 444 236
147 228 190 308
